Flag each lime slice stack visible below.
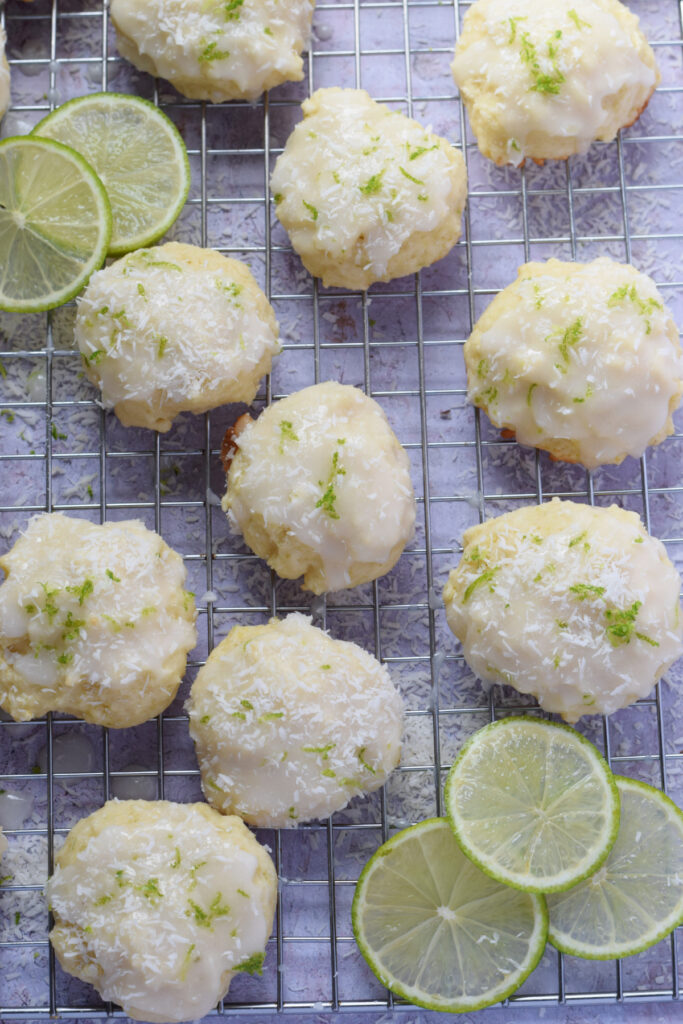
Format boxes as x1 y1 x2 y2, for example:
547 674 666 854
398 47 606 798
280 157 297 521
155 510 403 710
444 716 620 893
352 818 548 1013
548 776 683 958
33 92 191 256
0 136 112 312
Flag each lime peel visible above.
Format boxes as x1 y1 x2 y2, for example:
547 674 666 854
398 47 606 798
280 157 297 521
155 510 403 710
33 92 190 256
0 135 112 313
352 818 548 1013
547 776 683 959
445 716 620 894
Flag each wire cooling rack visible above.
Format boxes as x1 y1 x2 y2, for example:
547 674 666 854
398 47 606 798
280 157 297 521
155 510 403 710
1 0 683 1018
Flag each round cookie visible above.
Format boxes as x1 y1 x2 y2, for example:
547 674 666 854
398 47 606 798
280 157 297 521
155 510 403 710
187 613 404 827
0 28 9 121
464 258 682 469
221 381 416 593
451 0 659 166
75 242 280 432
443 500 683 723
0 513 197 727
46 800 277 1023
110 0 315 103
270 87 468 290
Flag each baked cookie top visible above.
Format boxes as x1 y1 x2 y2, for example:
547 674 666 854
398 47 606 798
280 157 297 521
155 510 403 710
452 0 659 165
222 381 416 593
110 0 315 102
47 800 277 1023
75 242 280 432
0 514 197 727
271 87 467 289
464 258 682 468
443 500 683 723
188 613 404 826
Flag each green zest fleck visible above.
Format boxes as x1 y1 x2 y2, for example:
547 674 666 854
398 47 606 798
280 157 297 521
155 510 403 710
115 869 129 888
57 651 73 666
240 698 254 709
321 768 336 778
408 143 438 161
357 746 376 774
634 536 644 544
127 251 182 273
550 317 583 372
1 409 14 423
14 911 21 925
303 200 318 221
604 601 657 647
477 358 489 379
39 583 60 621
399 166 424 185
189 861 207 891
259 711 284 722
555 619 568 629
234 952 265 976
519 30 565 95
171 847 181 869
223 0 243 19
303 743 336 760
569 583 605 600
51 422 67 441
607 283 662 334
232 711 246 721
508 15 527 44
463 568 498 603
136 878 163 903
200 714 211 724
137 282 146 298
273 192 282 204
568 8 591 29
237 888 250 898
157 336 168 358
316 445 346 520
86 349 106 366
198 40 231 62
66 579 94 605
106 569 121 582
288 806 297 820
526 382 537 406
95 894 113 906
568 531 587 548
179 943 196 982
359 172 384 197
582 693 595 705
279 420 299 453
187 892 230 929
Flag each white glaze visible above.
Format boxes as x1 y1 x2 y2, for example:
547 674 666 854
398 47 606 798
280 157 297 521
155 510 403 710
75 243 280 432
47 800 277 1023
110 0 315 102
187 613 404 826
270 88 467 289
0 513 197 726
465 258 683 468
443 500 683 723
452 0 658 165
223 381 416 593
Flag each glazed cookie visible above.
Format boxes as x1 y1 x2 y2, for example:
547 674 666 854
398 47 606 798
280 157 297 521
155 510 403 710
110 0 314 102
451 0 659 166
75 242 280 432
47 800 277 1023
222 382 416 593
443 500 683 723
270 87 467 289
0 28 9 121
0 514 197 727
187 613 404 826
465 258 682 469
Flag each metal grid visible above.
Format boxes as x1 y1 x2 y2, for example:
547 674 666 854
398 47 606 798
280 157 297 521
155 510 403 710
0 0 683 1016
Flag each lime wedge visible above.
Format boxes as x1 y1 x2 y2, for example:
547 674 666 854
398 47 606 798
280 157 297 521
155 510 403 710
547 776 683 958
33 92 191 256
445 717 620 894
0 136 112 313
352 818 548 1012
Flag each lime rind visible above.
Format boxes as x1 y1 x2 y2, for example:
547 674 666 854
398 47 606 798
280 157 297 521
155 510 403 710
352 818 548 1013
32 92 190 256
547 776 683 959
444 716 620 894
0 135 112 313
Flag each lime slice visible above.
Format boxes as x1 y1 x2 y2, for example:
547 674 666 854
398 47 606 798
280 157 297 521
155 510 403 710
352 818 548 1012
444 717 620 894
547 776 683 958
0 136 112 313
33 92 191 256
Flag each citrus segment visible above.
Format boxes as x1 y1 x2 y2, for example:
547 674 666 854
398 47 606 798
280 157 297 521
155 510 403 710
445 716 620 893
0 136 111 313
352 818 548 1012
547 776 683 958
33 92 190 256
